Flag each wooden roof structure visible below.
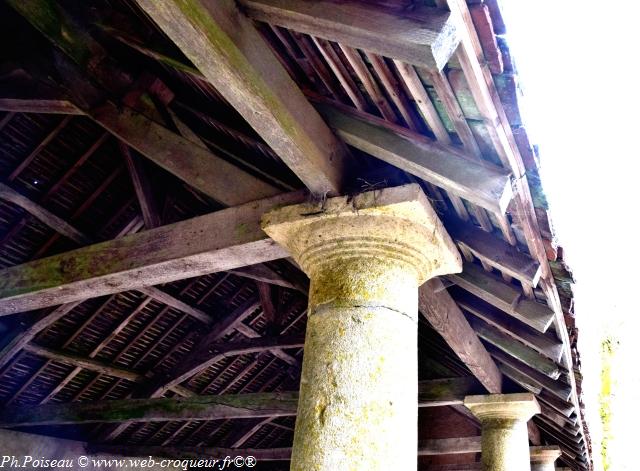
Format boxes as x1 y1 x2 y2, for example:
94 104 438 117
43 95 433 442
0 0 589 469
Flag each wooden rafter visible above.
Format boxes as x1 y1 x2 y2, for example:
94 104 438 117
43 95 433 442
135 0 349 196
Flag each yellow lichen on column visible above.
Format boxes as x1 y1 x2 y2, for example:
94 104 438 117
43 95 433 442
262 184 461 471
530 445 562 471
464 393 541 471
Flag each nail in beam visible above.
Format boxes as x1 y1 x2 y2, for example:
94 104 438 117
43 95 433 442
464 393 541 471
262 184 462 471
530 445 562 471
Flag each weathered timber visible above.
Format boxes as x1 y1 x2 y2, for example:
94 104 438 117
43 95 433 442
136 0 348 195
448 263 555 333
419 278 502 393
418 436 482 455
454 289 563 361
317 104 512 214
0 191 306 314
467 316 560 379
228 264 309 293
418 377 484 406
88 444 292 461
91 102 281 206
0 98 281 207
0 184 91 245
0 378 476 427
120 144 162 229
0 392 300 427
138 287 214 325
240 0 460 70
450 222 541 286
0 98 84 115
0 302 83 370
490 348 572 401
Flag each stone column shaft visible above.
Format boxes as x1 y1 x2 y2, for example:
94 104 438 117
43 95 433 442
464 393 540 471
262 185 461 471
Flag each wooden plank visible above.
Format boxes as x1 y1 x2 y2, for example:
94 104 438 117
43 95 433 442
448 263 555 333
138 287 214 325
228 264 309 293
0 183 91 245
91 102 281 206
317 104 513 214
467 316 560 379
419 278 502 393
241 0 460 70
136 0 348 196
418 436 481 455
0 191 306 315
454 289 563 361
450 223 541 287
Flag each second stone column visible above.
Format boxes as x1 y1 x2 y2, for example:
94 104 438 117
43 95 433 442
262 184 461 471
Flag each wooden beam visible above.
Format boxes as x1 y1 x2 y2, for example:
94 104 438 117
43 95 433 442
138 287 215 325
0 98 84 115
0 302 83 370
0 191 305 315
450 223 542 287
135 0 348 196
418 436 481 455
454 289 563 361
0 183 91 245
418 377 484 407
0 392 299 427
228 264 308 293
240 0 460 70
120 144 162 229
316 104 512 214
89 444 292 462
448 263 555 333
91 101 282 206
467 316 561 379
0 378 481 427
419 278 502 393
0 98 283 207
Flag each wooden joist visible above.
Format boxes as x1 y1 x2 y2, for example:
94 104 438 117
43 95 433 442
0 98 85 115
419 278 502 394
317 104 513 214
240 0 460 70
418 377 484 407
0 191 306 314
467 316 560 379
0 378 483 427
490 348 572 401
135 0 348 196
454 289 563 361
450 222 542 287
448 263 555 333
418 436 481 455
0 183 91 245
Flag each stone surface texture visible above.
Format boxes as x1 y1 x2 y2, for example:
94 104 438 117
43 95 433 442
530 445 562 471
464 393 541 471
262 184 461 471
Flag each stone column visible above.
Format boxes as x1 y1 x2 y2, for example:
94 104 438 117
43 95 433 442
262 184 461 471
530 445 562 471
464 393 541 471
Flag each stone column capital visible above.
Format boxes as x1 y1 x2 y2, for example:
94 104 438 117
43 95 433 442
464 393 541 422
261 184 462 284
530 445 562 469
